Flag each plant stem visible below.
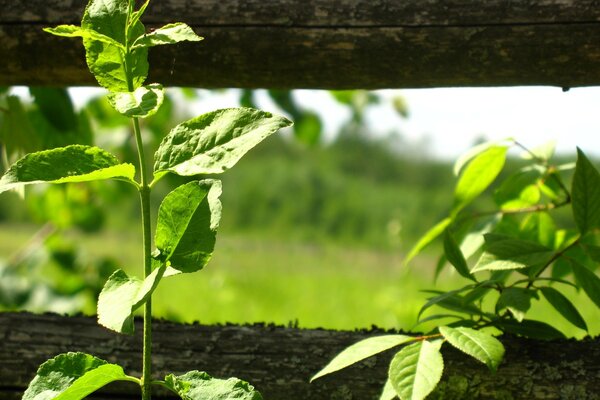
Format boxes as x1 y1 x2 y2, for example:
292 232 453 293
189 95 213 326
132 116 153 400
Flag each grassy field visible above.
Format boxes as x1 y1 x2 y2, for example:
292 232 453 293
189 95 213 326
1 224 598 337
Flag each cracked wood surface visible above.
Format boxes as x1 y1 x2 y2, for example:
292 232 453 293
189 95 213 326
1 1 600 88
1 312 599 399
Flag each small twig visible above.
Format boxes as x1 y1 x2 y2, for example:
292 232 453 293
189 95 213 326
6 223 57 268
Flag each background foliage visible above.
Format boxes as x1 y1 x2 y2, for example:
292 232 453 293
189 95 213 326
0 86 597 336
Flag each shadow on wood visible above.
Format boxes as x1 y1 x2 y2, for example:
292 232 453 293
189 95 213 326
0 312 598 399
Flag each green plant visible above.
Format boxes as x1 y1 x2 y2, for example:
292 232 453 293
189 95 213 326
313 140 600 399
0 1 291 399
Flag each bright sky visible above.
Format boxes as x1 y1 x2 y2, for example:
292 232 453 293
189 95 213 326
65 86 600 160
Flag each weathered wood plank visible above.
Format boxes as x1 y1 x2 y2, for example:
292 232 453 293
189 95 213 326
1 1 600 88
1 312 599 399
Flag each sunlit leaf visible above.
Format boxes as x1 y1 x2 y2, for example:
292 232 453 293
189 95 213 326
439 326 504 372
164 371 262 400
443 230 475 281
311 335 415 381
133 23 203 48
472 235 553 273
388 341 444 400
520 140 556 161
453 139 512 176
107 83 164 118
153 108 292 180
44 25 125 50
81 0 148 92
571 148 600 234
23 352 135 400
495 287 535 322
97 265 166 334
405 218 452 266
0 145 135 194
154 180 222 273
539 286 588 331
454 146 508 212
380 379 398 400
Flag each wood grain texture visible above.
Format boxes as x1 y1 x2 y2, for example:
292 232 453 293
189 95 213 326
1 0 600 88
1 312 599 399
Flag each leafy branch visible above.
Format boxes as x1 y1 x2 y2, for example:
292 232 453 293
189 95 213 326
314 139 600 399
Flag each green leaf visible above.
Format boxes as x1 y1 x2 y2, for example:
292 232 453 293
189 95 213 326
571 260 600 308
454 146 508 212
153 108 292 179
388 341 444 400
311 335 415 381
494 168 542 209
405 217 452 266
22 352 136 400
495 319 566 340
439 326 504 372
107 83 164 118
380 379 398 400
418 286 479 319
155 180 222 273
29 87 78 132
581 243 600 263
44 25 125 50
472 235 553 273
0 145 135 194
132 23 203 48
97 265 166 334
495 287 535 322
443 230 475 281
453 139 512 176
571 148 600 234
164 371 263 400
128 0 150 32
81 0 148 92
539 286 588 331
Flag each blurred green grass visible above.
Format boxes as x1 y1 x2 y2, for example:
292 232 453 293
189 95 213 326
1 224 597 337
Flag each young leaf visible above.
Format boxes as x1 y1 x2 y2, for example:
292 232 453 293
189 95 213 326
311 335 415 381
453 138 513 176
388 341 444 400
495 319 566 340
404 217 452 265
380 379 398 400
44 25 125 50
164 371 263 400
22 352 136 400
439 326 504 372
571 260 600 308
0 145 135 194
443 230 475 281
539 286 588 331
453 146 508 212
495 287 534 322
153 108 292 180
132 23 203 48
155 180 222 273
81 0 149 92
471 235 553 273
128 0 150 32
97 265 166 334
106 83 164 118
571 148 600 234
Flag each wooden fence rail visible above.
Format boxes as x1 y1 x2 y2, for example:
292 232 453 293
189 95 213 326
1 312 599 399
2 1 600 88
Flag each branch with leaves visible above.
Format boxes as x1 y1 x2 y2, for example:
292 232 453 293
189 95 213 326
0 1 291 399
313 139 600 399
